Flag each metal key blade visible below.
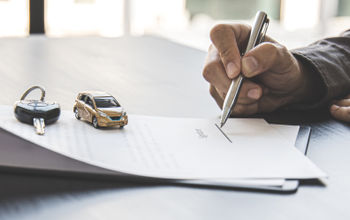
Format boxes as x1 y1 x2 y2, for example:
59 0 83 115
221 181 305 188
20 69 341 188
33 118 45 135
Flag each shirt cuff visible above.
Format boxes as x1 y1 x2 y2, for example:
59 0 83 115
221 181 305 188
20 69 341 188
288 49 328 110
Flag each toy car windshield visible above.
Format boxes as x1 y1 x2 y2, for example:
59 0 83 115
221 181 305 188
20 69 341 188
94 96 121 108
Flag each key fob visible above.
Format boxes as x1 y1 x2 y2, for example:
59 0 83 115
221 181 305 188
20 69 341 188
14 86 60 125
14 100 60 125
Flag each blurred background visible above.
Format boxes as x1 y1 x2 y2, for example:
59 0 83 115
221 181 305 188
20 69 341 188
0 0 349 50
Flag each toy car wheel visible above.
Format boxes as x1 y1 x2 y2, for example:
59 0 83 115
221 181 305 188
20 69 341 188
120 125 124 129
92 117 99 128
74 108 80 120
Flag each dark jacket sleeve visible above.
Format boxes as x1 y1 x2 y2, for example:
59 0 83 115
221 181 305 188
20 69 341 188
291 29 350 109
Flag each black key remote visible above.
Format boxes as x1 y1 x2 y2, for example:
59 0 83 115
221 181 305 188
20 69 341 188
14 86 60 135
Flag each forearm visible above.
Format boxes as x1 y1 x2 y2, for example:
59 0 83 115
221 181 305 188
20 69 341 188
290 29 350 109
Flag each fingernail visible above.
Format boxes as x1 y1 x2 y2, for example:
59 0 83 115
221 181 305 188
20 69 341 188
247 88 260 99
242 56 258 76
331 104 339 111
227 62 238 78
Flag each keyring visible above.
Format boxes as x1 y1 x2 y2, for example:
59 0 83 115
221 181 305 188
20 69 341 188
20 86 46 101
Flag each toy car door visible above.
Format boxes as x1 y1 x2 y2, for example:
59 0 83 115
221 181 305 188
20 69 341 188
79 95 90 121
76 94 86 117
84 96 95 122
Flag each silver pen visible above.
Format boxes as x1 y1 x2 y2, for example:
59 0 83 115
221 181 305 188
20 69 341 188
220 11 269 127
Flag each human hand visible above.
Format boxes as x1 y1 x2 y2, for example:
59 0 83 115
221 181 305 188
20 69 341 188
330 95 350 122
202 24 316 116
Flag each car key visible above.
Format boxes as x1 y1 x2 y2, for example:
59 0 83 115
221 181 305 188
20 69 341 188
14 86 60 135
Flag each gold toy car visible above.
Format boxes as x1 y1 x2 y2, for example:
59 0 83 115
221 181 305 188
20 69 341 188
73 91 128 128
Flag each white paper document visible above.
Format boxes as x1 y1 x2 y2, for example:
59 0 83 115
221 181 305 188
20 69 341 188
0 105 326 180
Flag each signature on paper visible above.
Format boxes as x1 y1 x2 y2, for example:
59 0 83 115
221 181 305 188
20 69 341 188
195 128 208 138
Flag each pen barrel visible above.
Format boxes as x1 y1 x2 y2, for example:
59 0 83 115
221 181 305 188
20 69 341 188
224 75 244 111
244 11 268 54
220 75 244 124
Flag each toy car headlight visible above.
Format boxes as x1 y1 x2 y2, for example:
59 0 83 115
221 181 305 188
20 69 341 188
98 111 108 117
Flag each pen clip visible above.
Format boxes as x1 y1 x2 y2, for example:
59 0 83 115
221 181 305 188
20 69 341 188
243 11 269 54
256 18 269 45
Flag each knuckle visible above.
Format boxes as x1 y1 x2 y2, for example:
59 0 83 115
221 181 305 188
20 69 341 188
276 44 289 60
279 44 288 54
220 46 234 60
209 86 217 97
210 24 229 42
258 43 288 70
346 108 350 115
209 86 224 106
262 43 279 59
202 62 219 81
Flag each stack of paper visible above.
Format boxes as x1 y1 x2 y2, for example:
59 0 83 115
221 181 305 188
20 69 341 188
0 105 326 189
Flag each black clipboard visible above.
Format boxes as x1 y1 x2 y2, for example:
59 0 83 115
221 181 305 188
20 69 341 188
0 125 311 193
